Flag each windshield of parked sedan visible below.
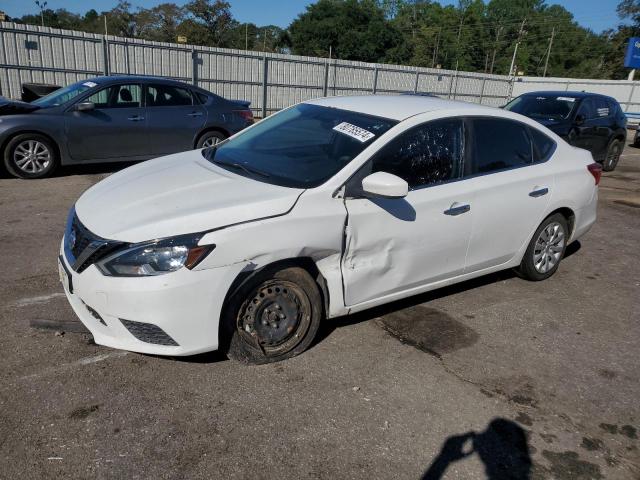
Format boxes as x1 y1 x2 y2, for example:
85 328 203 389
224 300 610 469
504 95 577 120
202 103 397 188
31 81 98 107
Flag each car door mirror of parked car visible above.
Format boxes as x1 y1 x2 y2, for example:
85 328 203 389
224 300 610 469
361 172 408 199
76 101 95 112
574 114 585 126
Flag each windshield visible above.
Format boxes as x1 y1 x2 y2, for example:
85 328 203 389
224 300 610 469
505 95 577 120
202 103 397 188
32 80 98 107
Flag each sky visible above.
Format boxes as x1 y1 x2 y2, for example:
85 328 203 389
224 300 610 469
0 0 624 33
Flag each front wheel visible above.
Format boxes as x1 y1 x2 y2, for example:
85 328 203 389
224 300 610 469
516 214 568 281
220 266 323 364
4 134 58 179
602 138 622 172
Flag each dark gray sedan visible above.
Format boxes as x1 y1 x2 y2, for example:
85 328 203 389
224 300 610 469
0 76 254 178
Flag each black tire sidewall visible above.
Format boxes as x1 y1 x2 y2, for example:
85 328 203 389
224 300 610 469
196 131 226 149
4 134 58 179
517 213 569 281
603 139 622 172
220 266 323 364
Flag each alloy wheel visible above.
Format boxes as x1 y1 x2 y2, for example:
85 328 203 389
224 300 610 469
202 136 221 148
533 221 566 274
13 140 51 174
605 141 621 170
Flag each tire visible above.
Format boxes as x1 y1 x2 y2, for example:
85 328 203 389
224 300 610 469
196 131 226 149
220 266 323 364
3 133 58 179
602 138 622 172
516 213 569 281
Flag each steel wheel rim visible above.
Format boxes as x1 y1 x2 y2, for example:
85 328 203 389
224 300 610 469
237 279 312 355
533 221 565 274
13 140 51 174
202 136 221 148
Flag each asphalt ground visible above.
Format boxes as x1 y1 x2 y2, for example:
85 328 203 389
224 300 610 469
0 132 638 479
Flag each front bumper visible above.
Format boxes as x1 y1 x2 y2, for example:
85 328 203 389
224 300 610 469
59 240 244 356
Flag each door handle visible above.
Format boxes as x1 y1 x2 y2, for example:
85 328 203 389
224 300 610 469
444 203 471 216
127 115 145 121
187 112 203 117
529 187 549 198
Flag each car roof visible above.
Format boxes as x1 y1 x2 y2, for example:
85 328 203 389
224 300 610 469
306 94 488 121
519 91 617 102
85 75 193 86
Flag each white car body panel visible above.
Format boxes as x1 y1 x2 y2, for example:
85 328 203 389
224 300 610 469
60 95 599 356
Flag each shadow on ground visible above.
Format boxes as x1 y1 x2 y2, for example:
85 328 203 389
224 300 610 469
422 418 532 479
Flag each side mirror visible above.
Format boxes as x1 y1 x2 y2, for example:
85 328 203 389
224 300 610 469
574 114 585 126
76 101 95 112
361 172 408 199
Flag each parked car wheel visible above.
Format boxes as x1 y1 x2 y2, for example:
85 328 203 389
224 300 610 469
221 266 323 364
516 214 568 281
602 138 622 172
196 131 226 149
4 133 58 179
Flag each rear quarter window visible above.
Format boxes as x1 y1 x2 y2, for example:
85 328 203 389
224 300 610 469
529 127 556 163
196 92 209 104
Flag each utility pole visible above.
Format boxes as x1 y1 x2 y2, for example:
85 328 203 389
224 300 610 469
431 27 441 68
104 15 108 36
543 26 555 77
490 24 503 74
35 0 47 27
454 7 466 72
245 23 248 50
509 18 527 77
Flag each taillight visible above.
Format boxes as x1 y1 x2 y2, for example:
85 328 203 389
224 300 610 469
234 110 254 123
587 163 602 185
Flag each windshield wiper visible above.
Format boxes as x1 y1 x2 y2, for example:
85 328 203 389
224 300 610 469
212 159 271 178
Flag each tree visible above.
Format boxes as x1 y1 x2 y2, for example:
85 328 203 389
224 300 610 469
289 0 404 62
184 0 234 47
137 3 186 42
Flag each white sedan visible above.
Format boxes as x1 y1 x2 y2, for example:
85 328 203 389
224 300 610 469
59 95 600 364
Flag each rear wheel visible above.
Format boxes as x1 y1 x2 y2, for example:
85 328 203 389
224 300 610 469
516 214 568 281
4 133 58 179
220 266 323 364
196 131 226 149
602 138 622 172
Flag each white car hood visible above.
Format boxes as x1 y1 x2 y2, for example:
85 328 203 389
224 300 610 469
75 150 304 243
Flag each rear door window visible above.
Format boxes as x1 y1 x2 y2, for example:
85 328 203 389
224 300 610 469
465 118 532 176
147 85 194 107
370 118 464 189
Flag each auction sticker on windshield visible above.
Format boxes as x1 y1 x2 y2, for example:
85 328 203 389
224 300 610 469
333 122 376 143
82 81 98 88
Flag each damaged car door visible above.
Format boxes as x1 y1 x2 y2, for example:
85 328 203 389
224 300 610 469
342 118 473 306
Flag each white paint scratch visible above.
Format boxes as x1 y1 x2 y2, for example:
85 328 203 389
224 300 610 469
13 292 65 307
76 351 129 366
19 351 129 381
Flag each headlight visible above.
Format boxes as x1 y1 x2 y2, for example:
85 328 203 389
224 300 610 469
96 234 214 277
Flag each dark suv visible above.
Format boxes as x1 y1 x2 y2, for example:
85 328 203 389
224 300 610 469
505 91 626 171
